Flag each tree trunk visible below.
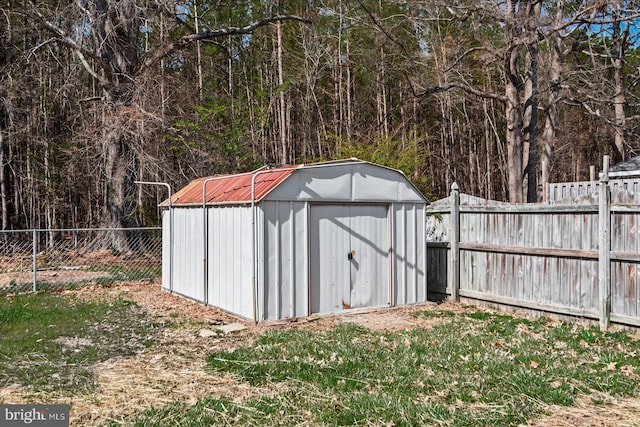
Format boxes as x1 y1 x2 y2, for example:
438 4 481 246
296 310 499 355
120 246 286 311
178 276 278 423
612 15 627 162
504 0 542 203
194 2 203 101
523 39 539 202
276 20 288 164
505 46 524 203
540 26 562 199
0 125 7 230
93 0 141 250
345 27 353 141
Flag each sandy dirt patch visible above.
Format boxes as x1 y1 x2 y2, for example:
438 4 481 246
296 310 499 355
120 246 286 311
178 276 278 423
528 393 640 426
0 270 112 288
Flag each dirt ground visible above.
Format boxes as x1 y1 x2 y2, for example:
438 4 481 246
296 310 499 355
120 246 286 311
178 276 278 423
1 282 639 426
0 270 112 288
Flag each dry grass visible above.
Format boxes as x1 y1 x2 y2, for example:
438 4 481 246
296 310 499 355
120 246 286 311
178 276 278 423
528 392 640 427
1 282 640 426
0 270 112 288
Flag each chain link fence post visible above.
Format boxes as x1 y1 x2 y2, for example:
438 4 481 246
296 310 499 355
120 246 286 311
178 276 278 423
1 227 162 295
32 229 37 292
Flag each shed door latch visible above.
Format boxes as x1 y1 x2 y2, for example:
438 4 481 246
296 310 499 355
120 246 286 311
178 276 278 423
347 252 353 261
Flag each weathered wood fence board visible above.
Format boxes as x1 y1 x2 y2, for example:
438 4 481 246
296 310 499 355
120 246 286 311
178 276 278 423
548 178 640 204
427 162 640 330
610 208 640 322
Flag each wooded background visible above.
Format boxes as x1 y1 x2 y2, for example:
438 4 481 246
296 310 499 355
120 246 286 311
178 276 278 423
1 0 639 230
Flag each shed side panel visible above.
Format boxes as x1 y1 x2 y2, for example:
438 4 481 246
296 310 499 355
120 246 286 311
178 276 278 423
171 208 204 302
207 205 253 319
162 210 170 291
261 201 307 320
240 206 255 318
394 204 407 304
294 202 309 317
392 203 427 305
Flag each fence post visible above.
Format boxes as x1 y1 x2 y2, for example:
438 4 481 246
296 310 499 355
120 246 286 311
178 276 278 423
32 229 37 292
598 156 611 331
449 182 460 302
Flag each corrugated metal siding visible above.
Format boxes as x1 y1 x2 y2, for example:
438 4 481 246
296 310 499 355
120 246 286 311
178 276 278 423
349 205 390 309
170 208 205 302
162 210 170 291
162 162 428 321
308 204 390 315
309 205 356 314
393 203 427 305
261 201 308 320
265 163 426 203
206 205 254 319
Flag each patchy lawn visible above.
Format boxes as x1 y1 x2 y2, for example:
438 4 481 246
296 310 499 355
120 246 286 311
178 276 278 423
0 291 161 392
1 283 640 426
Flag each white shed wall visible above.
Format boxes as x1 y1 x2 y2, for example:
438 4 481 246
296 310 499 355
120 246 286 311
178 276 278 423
163 162 428 321
392 203 427 305
265 163 424 203
260 200 308 320
309 204 390 314
162 209 170 291
163 207 204 302
206 205 254 319
258 200 427 320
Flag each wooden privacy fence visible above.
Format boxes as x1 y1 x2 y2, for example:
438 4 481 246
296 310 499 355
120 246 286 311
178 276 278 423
547 177 640 204
427 170 640 330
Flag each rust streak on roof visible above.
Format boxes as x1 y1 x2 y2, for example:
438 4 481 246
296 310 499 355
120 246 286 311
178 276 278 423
163 165 299 206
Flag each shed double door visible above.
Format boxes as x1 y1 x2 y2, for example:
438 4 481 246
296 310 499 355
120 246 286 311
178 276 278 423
309 204 389 314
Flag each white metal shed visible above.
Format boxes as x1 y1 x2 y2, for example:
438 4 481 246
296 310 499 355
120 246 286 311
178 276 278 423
161 159 428 321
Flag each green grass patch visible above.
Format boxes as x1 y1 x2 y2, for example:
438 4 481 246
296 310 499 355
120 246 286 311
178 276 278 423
0 292 162 392
120 310 640 426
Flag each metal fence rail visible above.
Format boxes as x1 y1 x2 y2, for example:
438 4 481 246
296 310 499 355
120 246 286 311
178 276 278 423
0 227 162 294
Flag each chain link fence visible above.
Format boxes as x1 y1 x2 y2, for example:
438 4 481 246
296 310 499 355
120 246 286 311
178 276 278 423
0 228 162 295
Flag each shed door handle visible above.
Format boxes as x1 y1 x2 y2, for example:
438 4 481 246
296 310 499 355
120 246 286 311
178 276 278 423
347 252 353 261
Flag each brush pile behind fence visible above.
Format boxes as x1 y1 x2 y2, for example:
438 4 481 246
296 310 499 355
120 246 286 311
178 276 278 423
0 228 162 294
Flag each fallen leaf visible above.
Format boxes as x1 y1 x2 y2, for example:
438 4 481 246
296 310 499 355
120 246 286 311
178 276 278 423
620 365 637 378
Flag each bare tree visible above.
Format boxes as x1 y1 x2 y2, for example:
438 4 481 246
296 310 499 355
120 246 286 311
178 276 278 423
562 1 640 165
400 0 630 202
22 0 308 247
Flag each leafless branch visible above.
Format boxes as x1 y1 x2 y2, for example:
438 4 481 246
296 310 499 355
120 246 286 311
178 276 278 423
25 1 108 86
406 76 507 103
138 15 312 75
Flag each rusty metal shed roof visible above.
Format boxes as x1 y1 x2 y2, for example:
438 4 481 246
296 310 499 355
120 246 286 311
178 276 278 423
162 165 300 206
